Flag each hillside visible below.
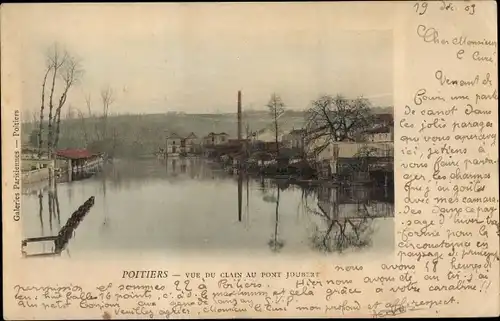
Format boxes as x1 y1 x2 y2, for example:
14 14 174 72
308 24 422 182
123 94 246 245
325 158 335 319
22 107 393 157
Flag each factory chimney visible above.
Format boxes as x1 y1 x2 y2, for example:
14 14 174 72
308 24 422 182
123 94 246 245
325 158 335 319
237 91 242 141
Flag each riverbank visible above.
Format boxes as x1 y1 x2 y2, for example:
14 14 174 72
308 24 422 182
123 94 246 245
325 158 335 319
21 168 50 185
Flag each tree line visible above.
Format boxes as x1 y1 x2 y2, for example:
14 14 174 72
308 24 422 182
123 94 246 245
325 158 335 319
31 43 386 162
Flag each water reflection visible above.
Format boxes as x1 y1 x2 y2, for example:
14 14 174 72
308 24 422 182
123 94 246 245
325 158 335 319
100 168 110 233
22 158 394 257
268 188 284 252
39 183 62 235
312 184 392 253
37 191 43 236
22 181 94 257
238 173 243 222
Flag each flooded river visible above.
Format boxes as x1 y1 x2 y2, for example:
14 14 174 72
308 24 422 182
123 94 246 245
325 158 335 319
21 158 394 258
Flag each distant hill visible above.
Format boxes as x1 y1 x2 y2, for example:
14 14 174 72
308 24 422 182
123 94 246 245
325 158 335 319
21 107 393 157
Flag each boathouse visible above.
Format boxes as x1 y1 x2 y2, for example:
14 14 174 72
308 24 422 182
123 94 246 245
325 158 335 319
55 149 102 181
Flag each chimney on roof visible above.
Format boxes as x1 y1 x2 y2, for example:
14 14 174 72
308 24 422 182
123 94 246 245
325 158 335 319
237 90 242 141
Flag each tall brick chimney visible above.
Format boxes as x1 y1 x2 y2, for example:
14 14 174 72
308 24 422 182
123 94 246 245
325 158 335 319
237 90 242 141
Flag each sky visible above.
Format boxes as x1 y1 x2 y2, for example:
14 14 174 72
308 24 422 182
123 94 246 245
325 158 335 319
6 3 393 115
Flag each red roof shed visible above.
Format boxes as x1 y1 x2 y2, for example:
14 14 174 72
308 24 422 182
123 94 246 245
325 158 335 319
55 149 97 160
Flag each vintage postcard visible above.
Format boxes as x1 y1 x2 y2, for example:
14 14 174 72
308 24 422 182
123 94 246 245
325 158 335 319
2 1 498 319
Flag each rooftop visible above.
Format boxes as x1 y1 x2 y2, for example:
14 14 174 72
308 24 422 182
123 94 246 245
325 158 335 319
55 149 98 160
205 132 229 137
166 133 182 139
288 128 306 135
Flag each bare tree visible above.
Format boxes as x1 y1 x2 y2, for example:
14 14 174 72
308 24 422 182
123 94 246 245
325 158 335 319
38 63 54 158
31 110 40 131
29 111 41 148
35 43 83 187
65 104 75 120
85 93 93 117
266 93 285 157
53 54 84 149
31 110 40 126
77 109 89 146
304 95 375 158
46 44 69 159
84 93 100 141
100 85 115 140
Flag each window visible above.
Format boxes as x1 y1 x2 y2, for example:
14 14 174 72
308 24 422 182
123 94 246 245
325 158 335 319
173 146 177 153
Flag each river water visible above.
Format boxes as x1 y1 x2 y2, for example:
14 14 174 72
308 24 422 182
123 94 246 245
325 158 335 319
21 158 394 259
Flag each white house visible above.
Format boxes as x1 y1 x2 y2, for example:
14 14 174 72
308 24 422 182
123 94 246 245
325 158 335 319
166 133 182 156
309 138 393 175
254 127 285 143
282 129 306 150
183 132 199 154
364 125 393 143
203 132 229 146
